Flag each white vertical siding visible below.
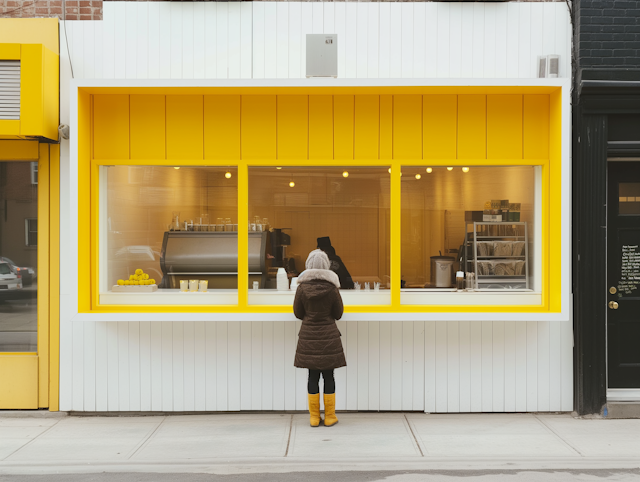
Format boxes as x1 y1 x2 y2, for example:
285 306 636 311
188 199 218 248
58 2 573 413
62 1 570 81
62 318 573 413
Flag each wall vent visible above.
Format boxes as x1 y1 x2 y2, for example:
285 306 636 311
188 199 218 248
548 55 559 78
0 60 21 120
537 56 547 79
537 55 560 78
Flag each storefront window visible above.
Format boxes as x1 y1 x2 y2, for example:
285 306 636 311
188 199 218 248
401 166 539 300
0 161 38 352
247 167 390 304
101 165 238 305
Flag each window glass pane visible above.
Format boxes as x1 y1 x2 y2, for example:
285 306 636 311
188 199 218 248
619 183 640 215
0 161 38 352
401 166 536 292
248 167 390 304
103 166 237 305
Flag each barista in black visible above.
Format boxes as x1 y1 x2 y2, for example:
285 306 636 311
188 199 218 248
316 236 355 290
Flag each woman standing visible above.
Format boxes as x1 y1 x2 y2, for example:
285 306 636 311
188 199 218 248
293 249 346 427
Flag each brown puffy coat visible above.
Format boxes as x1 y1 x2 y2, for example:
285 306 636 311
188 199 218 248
293 269 346 370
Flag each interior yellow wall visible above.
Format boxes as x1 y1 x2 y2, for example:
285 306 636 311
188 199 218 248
248 168 390 284
92 94 550 161
401 166 535 287
106 166 237 286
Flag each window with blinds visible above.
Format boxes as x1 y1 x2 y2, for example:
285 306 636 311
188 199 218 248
0 60 20 120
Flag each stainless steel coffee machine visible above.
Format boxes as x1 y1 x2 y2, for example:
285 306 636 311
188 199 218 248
159 231 268 289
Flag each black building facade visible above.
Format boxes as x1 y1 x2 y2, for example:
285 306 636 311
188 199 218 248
574 0 640 415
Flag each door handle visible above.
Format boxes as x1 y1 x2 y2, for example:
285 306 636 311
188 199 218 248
608 301 619 310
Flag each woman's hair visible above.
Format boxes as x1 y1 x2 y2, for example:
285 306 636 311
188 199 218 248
305 249 330 270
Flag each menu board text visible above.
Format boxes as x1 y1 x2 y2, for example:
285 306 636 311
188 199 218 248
619 244 640 296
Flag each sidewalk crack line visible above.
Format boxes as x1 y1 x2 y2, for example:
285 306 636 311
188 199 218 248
2 418 64 461
404 414 424 457
127 416 167 460
533 414 584 457
284 414 293 457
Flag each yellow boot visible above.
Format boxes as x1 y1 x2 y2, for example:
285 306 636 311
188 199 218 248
308 393 321 427
323 393 338 427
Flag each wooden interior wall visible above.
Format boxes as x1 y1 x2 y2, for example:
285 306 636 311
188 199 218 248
92 94 550 161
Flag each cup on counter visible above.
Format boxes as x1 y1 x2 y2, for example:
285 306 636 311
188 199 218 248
253 281 259 290
180 280 189 292
290 277 298 291
199 280 208 292
189 279 199 292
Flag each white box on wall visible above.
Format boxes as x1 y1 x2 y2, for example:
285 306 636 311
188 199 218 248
306 34 338 78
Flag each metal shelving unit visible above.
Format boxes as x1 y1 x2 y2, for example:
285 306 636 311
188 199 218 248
464 222 529 290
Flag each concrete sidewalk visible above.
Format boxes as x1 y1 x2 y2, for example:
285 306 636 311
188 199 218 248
1 412 639 476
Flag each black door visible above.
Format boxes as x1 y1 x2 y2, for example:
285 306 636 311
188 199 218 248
608 162 640 388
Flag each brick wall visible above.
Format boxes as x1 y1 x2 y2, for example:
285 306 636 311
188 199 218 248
0 0 102 20
577 0 640 69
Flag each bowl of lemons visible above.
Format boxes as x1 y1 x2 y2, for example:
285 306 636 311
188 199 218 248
113 269 158 292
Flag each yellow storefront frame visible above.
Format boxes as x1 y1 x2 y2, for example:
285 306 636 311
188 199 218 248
79 86 562 316
0 141 59 410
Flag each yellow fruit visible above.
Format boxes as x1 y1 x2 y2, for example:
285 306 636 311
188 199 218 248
135 269 143 276
124 280 130 285
144 273 149 280
149 279 156 285
117 280 124 286
129 275 135 281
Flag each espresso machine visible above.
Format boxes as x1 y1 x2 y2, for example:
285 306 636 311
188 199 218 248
159 231 268 289
269 228 291 268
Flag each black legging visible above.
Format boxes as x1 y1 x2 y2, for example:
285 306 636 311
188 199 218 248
308 369 335 394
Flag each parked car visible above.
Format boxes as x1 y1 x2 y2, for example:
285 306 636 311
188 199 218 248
0 262 22 291
0 257 34 286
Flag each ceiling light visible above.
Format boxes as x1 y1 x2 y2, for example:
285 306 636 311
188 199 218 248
343 171 349 178
276 167 282 170
225 172 232 179
174 167 180 170
388 168 391 174
447 167 453 171
289 181 295 188
415 174 421 180
462 167 470 173
426 168 432 173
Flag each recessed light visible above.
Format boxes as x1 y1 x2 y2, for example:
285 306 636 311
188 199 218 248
426 168 432 173
225 172 232 179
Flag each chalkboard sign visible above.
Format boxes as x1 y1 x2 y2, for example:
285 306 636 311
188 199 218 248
619 244 640 296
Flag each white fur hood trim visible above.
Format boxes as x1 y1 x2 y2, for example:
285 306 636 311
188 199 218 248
297 269 341 288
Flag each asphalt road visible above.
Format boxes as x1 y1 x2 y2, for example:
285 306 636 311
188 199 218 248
2 471 640 482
